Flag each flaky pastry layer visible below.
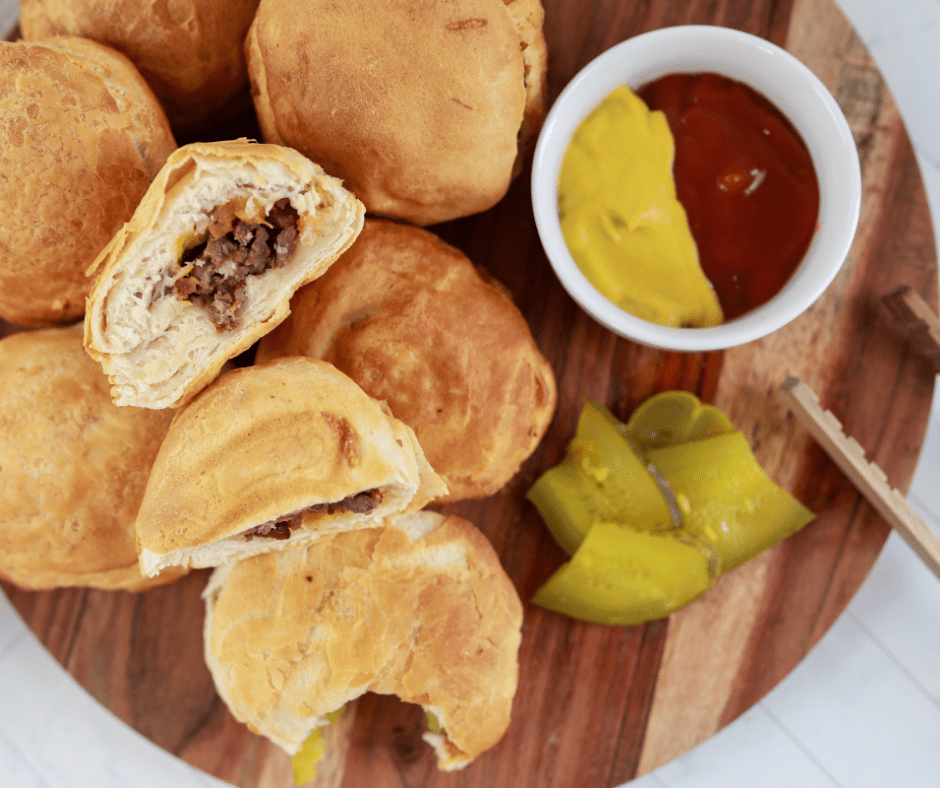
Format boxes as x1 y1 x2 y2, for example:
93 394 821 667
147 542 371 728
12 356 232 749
84 139 365 410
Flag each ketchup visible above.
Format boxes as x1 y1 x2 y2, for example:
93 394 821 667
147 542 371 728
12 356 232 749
638 73 820 320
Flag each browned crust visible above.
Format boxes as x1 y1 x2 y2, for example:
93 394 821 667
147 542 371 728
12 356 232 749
245 0 546 225
19 0 262 128
0 36 176 327
0 326 183 591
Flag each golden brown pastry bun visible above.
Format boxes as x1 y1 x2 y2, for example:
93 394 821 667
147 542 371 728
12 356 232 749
135 357 447 576
19 0 261 129
255 219 557 502
245 0 547 225
84 139 365 410
203 511 523 770
0 36 176 327
0 326 184 591
501 0 548 166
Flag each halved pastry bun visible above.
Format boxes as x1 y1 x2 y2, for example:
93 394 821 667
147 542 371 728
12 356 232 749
135 357 447 576
202 511 523 770
83 139 365 410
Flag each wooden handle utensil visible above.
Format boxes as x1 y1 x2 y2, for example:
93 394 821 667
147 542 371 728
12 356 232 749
881 285 940 372
780 376 940 579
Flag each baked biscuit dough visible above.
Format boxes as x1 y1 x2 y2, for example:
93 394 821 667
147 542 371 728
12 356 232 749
19 0 262 129
246 0 547 225
203 511 523 770
256 219 557 502
0 326 182 591
0 36 176 327
135 357 448 576
84 139 365 410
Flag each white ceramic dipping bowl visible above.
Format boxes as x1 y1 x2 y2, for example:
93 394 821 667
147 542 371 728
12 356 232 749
531 25 862 352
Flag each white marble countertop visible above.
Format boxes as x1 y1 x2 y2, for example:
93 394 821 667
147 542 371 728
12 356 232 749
1 0 939 786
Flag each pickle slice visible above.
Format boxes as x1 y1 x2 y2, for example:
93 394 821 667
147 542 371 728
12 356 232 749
425 709 445 735
291 706 346 785
292 728 328 786
623 390 735 451
647 431 815 573
527 399 675 554
527 394 815 628
532 522 715 626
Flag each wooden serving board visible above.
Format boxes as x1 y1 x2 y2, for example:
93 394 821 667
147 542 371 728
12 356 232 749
2 0 938 785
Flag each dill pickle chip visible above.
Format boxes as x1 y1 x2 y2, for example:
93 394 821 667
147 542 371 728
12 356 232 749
290 706 346 785
425 709 445 735
647 431 815 573
174 230 205 262
623 390 734 451
527 394 815 628
532 522 714 626
527 399 675 554
292 728 328 786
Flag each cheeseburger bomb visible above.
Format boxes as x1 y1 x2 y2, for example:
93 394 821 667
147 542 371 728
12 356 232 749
256 219 558 502
0 36 176 327
0 327 183 592
246 0 547 225
19 0 262 130
83 139 365 410
203 511 523 771
134 357 447 576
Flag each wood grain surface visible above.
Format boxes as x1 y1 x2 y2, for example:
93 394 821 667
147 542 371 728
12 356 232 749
2 0 938 786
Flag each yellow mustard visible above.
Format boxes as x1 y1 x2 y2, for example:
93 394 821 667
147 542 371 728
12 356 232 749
558 86 723 328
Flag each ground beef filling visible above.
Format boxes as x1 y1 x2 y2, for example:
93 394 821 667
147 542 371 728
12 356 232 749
243 489 384 541
173 198 300 331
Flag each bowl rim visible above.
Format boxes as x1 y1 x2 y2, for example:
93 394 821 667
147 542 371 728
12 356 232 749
530 24 862 352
